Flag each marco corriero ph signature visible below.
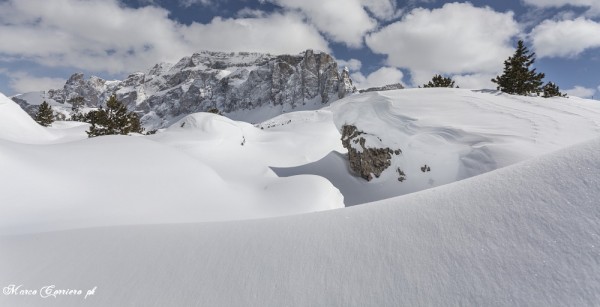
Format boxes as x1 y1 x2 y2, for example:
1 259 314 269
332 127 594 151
3 284 97 299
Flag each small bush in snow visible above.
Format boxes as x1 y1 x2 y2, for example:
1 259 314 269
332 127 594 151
421 75 458 88
542 82 567 98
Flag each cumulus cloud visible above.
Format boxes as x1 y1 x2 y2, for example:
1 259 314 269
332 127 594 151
565 85 596 98
451 73 497 90
521 0 600 16
3 71 66 94
351 67 404 89
337 59 362 71
181 13 330 54
365 2 520 86
262 0 397 47
361 0 398 20
530 18 600 58
0 0 329 76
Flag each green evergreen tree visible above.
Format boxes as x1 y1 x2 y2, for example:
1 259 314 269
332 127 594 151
492 40 545 95
35 101 54 127
421 74 458 88
86 95 144 137
542 82 567 98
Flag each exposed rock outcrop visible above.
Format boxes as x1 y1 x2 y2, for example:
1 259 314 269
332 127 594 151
338 67 356 99
341 125 401 181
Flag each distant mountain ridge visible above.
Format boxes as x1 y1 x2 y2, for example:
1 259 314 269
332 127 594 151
12 49 357 129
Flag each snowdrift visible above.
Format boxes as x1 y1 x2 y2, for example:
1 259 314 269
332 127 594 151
2 136 600 306
274 88 600 205
0 93 56 143
0 111 344 234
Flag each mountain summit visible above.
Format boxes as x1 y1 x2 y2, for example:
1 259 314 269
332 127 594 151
13 50 357 129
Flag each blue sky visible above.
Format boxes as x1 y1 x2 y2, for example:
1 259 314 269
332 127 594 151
0 0 599 98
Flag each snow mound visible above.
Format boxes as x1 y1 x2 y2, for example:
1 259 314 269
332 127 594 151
170 112 250 139
315 88 600 203
0 93 56 143
0 111 345 234
2 136 600 306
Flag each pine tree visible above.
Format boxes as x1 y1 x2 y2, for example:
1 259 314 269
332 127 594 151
86 95 144 137
35 101 54 127
542 82 567 98
422 74 458 88
492 40 545 95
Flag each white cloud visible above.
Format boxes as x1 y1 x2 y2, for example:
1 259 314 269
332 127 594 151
530 18 600 58
361 0 398 20
365 2 520 86
451 73 497 90
182 13 330 55
263 0 397 47
0 0 329 76
521 0 600 16
337 59 362 71
4 72 66 94
565 85 596 98
351 67 404 89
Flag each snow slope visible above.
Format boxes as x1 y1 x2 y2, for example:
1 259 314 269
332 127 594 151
275 88 600 204
0 93 56 143
0 92 90 144
0 98 344 234
2 136 600 306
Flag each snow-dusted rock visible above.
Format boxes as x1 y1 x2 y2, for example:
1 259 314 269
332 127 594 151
340 124 401 181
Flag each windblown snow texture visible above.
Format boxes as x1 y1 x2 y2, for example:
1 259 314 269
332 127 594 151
2 137 600 306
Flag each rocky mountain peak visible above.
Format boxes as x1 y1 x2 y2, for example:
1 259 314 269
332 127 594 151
13 49 357 129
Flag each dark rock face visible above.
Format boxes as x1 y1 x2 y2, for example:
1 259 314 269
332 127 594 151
341 125 401 181
14 50 356 129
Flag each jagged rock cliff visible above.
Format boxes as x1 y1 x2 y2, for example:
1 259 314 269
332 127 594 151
13 50 356 128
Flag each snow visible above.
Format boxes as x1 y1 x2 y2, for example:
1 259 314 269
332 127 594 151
275 88 600 205
0 100 343 235
0 93 57 143
2 136 600 306
2 88 600 305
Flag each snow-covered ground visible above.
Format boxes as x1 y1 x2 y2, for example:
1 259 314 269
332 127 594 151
0 93 344 235
276 88 600 204
2 88 600 305
2 134 600 306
